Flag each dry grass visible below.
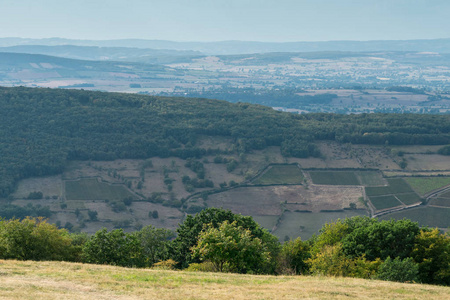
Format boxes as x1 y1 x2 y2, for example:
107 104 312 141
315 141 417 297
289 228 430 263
0 260 448 300
405 154 450 171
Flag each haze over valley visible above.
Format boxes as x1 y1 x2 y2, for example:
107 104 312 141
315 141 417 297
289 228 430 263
1 1 450 297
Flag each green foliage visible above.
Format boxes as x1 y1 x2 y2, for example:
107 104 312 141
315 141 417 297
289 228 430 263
0 203 52 219
277 238 310 275
308 244 380 279
135 225 174 267
186 261 217 272
82 228 142 267
309 220 349 257
376 257 419 283
192 221 270 273
226 160 238 172
152 259 177 270
27 191 43 199
341 217 420 261
438 145 450 155
411 229 450 285
87 210 98 221
123 196 133 206
0 217 77 261
172 208 279 271
150 210 159 219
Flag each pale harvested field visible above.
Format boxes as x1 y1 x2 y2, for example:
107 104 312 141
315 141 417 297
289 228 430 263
405 154 450 170
0 260 448 300
207 185 364 215
202 162 243 187
207 186 284 216
12 175 63 199
389 145 444 153
351 145 399 170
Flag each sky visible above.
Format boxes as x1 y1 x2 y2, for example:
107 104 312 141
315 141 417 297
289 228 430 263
1 0 449 42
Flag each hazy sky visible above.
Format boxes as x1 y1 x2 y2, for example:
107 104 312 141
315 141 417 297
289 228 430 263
1 0 449 42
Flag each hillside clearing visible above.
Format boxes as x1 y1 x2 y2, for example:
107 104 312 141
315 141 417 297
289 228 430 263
0 260 448 300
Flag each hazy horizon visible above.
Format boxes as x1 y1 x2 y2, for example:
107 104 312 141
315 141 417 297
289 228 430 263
1 0 449 43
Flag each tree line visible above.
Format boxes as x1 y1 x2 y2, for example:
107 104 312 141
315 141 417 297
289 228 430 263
0 209 449 286
1 86 450 197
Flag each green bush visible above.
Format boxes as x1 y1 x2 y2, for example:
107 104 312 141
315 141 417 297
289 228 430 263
376 257 419 283
0 217 77 261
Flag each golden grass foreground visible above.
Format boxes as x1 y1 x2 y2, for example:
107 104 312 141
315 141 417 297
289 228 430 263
0 260 449 299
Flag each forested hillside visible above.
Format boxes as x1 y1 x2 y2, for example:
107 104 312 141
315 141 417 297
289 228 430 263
1 86 450 197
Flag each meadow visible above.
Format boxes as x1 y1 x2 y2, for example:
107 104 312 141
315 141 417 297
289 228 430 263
405 177 450 196
309 171 360 185
65 178 136 201
273 210 368 241
379 206 450 229
0 260 448 300
253 164 304 185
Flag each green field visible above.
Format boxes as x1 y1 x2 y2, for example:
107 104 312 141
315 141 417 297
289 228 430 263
65 178 136 201
365 186 392 197
369 195 403 210
252 215 278 231
380 206 450 229
386 178 414 193
365 178 414 197
355 171 385 186
395 193 422 205
404 177 450 196
309 171 360 185
273 210 368 241
429 198 450 207
438 190 450 198
253 165 304 185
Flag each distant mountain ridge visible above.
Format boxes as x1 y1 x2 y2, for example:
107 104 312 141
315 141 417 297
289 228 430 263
0 45 202 62
1 37 450 54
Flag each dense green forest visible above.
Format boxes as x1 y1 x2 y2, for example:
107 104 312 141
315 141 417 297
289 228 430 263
1 86 450 197
1 210 449 285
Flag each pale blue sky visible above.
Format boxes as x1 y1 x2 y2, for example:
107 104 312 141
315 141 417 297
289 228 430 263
1 0 449 42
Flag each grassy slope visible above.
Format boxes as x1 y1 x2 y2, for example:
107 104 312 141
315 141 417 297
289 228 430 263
0 260 448 300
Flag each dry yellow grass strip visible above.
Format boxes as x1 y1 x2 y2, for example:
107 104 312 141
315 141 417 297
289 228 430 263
0 260 449 299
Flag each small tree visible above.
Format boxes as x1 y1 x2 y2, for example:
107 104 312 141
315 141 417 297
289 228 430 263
88 210 98 221
123 197 133 206
135 225 174 267
191 221 269 273
277 238 310 275
411 229 450 285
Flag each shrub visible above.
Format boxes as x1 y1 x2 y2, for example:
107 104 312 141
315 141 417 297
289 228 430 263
277 238 310 275
152 259 177 270
0 217 76 261
88 210 98 221
27 191 43 199
186 261 218 272
376 257 419 283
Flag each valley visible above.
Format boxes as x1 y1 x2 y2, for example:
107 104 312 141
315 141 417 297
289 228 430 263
7 140 450 240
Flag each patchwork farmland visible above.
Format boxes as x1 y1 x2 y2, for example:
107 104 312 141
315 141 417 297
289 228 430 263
4 142 450 239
